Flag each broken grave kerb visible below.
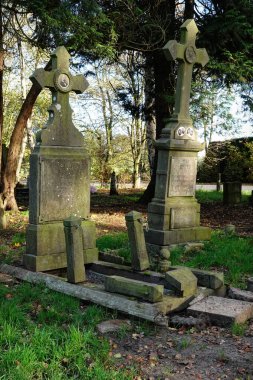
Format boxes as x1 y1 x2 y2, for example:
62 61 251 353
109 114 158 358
145 19 211 269
24 46 98 272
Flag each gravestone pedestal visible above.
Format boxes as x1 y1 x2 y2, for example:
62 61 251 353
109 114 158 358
23 46 98 272
145 20 211 268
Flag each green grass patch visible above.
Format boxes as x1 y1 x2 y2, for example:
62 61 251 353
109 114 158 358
97 230 253 288
91 191 143 207
196 189 251 203
0 282 133 380
231 322 248 336
96 233 131 263
170 231 253 288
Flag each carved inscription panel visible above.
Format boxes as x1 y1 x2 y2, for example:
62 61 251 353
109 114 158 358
39 157 89 222
168 157 197 197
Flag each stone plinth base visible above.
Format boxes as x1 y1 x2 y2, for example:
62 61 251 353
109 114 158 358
24 220 98 271
145 226 211 247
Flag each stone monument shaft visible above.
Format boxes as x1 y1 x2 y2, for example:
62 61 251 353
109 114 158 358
164 20 208 120
145 20 211 270
24 46 98 272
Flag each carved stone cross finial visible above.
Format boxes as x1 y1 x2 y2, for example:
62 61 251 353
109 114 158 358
30 46 89 146
163 19 209 139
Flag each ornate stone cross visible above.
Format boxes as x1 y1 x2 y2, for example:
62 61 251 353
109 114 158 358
163 19 209 139
30 46 89 146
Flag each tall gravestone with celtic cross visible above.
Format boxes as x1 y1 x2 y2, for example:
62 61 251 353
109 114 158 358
145 19 211 269
23 46 98 271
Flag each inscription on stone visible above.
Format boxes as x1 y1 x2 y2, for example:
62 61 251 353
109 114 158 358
39 158 89 222
168 157 197 197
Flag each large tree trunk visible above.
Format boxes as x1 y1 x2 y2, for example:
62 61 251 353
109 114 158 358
0 3 3 189
1 83 41 210
138 43 176 204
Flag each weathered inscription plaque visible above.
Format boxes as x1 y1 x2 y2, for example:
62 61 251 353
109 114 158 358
39 158 89 222
168 157 197 197
170 207 198 229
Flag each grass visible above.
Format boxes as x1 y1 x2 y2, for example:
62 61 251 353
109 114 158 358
0 282 134 380
91 190 143 207
97 230 253 288
170 231 253 288
96 233 131 264
195 189 251 203
231 323 248 336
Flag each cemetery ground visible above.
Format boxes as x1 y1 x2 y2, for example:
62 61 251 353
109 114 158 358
1 189 253 379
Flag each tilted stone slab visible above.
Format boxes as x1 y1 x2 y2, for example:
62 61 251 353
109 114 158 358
171 266 224 290
105 275 164 302
165 268 197 297
228 287 253 302
188 296 253 326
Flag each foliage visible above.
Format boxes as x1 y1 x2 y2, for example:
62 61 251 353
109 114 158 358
198 138 253 183
191 80 244 152
0 282 133 379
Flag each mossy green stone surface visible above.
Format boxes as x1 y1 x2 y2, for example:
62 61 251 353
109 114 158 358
165 267 197 296
105 275 164 302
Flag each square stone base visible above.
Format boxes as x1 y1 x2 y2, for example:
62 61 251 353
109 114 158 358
24 220 98 271
145 226 211 246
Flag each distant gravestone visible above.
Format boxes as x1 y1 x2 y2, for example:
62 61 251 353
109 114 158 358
145 19 211 268
24 46 98 271
223 182 242 205
110 171 118 195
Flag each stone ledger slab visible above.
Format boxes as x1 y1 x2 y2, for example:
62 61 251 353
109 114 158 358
188 296 253 326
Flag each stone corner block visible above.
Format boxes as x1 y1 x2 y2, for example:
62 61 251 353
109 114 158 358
165 267 197 297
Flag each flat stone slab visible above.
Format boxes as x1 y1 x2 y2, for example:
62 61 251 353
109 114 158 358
188 296 253 326
97 319 131 334
0 273 15 285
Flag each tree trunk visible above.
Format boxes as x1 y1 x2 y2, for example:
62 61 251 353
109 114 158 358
144 53 156 177
1 82 41 210
138 2 176 204
0 1 3 189
184 0 195 19
109 171 118 195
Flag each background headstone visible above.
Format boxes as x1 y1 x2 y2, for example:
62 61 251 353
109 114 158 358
24 46 98 271
223 182 242 205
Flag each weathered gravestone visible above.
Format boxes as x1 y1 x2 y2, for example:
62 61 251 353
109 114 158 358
223 182 242 205
145 19 211 268
23 46 98 271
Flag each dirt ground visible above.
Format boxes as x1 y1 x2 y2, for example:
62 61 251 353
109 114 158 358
106 321 253 379
1 190 253 379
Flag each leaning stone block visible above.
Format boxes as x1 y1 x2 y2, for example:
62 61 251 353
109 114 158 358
125 211 150 271
165 268 197 297
188 296 253 326
171 266 224 289
105 275 164 303
228 287 253 302
64 216 86 284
